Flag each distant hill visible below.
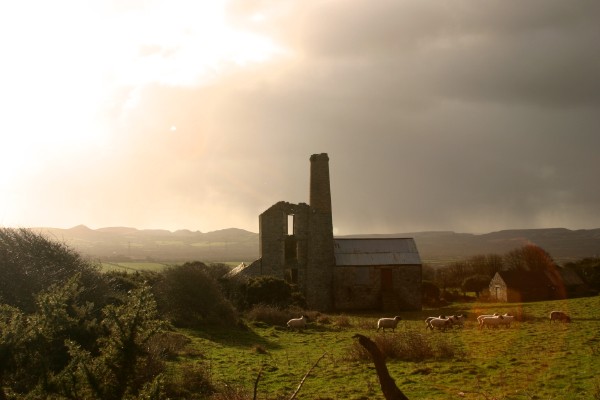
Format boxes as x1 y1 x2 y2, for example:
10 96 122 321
343 228 600 265
33 226 600 265
34 225 259 264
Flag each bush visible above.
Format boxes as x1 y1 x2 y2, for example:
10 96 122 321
422 281 441 307
153 262 238 328
239 276 304 310
164 362 215 399
344 330 460 362
332 314 352 328
245 304 293 326
0 228 105 313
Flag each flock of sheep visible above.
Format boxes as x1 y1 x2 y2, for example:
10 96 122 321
285 310 572 332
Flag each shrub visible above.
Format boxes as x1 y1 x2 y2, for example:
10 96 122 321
242 276 295 309
64 285 168 400
422 281 441 307
164 362 215 399
0 228 105 313
344 330 460 362
245 304 291 326
153 262 238 328
332 314 352 328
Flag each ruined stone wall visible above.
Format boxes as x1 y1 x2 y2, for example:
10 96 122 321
258 203 287 279
258 201 310 287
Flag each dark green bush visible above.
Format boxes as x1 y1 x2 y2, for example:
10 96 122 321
237 276 305 310
152 262 238 328
422 280 441 306
0 228 106 313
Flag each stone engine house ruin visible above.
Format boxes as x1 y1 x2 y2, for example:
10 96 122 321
230 153 422 312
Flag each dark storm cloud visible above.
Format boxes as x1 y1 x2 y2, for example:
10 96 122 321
103 0 600 234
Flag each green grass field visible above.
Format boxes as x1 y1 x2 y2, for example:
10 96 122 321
99 261 242 273
171 296 600 399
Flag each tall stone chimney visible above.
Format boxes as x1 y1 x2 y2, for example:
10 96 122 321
306 153 335 310
310 153 332 213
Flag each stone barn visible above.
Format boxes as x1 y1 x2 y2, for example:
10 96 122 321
333 238 422 311
230 153 422 312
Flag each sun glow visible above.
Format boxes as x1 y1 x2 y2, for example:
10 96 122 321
0 0 285 228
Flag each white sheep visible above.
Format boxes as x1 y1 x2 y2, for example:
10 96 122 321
287 315 307 330
477 313 500 327
479 315 502 329
479 315 513 329
377 316 402 332
427 317 452 331
425 315 446 328
549 310 571 323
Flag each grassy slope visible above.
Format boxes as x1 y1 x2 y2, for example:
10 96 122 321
173 296 600 400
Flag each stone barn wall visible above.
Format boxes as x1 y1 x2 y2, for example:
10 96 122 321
333 265 422 311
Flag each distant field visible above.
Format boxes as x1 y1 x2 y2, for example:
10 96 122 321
100 262 171 273
173 296 600 399
99 261 242 273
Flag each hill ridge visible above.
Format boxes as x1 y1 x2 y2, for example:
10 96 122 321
29 226 600 265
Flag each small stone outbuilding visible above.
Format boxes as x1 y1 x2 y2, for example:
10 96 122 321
489 267 586 302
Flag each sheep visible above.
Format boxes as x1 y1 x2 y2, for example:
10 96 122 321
377 316 402 332
427 317 452 331
477 313 500 327
497 314 514 328
448 314 466 328
478 315 505 330
424 315 450 329
287 315 307 330
549 310 571 323
479 314 514 329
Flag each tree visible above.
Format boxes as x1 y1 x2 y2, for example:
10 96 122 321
503 244 556 272
421 281 441 306
461 275 491 297
564 257 600 291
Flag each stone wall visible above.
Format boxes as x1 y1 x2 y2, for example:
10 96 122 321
333 265 422 311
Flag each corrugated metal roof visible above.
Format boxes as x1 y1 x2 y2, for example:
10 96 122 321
334 238 422 266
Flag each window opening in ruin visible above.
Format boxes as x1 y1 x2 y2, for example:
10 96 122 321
290 268 298 284
287 214 294 235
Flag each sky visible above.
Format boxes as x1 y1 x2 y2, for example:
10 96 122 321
1 0 599 235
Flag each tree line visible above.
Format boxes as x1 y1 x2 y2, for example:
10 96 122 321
422 243 600 305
